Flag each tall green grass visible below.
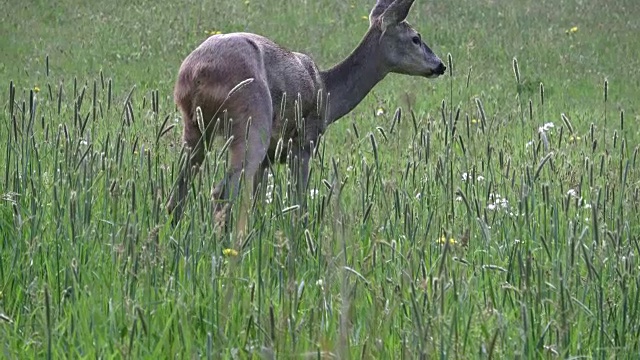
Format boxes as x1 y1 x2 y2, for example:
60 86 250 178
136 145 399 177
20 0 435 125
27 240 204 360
2 0 640 358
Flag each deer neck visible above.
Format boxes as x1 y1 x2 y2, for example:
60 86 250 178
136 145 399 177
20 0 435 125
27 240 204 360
320 30 387 124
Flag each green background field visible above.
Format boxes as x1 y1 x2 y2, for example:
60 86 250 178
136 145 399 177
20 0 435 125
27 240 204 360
1 0 640 358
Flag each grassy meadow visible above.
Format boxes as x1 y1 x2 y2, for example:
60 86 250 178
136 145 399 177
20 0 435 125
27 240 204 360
2 0 640 358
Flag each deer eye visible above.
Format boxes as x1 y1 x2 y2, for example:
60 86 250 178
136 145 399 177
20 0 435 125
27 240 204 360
412 35 421 45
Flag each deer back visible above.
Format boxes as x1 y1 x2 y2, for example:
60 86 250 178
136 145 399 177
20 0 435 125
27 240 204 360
175 33 324 141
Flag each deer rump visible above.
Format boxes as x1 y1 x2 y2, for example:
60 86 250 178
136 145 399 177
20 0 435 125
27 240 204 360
168 32 325 226
175 32 326 163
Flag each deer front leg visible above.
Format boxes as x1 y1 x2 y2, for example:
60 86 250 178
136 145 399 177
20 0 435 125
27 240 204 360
251 156 271 200
287 142 312 222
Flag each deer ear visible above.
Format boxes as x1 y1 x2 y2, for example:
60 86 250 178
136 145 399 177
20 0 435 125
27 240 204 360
380 0 415 28
369 0 395 25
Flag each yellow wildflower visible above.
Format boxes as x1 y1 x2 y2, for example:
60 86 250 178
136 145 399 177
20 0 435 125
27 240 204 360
565 26 578 34
206 30 223 36
223 248 238 257
361 15 369 20
471 118 478 124
568 135 581 143
33 86 40 93
437 236 456 245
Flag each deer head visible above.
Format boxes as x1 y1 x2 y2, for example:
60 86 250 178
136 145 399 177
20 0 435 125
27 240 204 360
369 0 446 78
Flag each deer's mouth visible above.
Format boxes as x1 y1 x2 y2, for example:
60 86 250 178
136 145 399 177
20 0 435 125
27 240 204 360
426 63 447 78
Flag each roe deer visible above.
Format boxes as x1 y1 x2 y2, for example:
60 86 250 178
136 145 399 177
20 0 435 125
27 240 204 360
167 0 446 225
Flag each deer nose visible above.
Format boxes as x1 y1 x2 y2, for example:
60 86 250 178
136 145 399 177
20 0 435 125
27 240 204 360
435 63 446 75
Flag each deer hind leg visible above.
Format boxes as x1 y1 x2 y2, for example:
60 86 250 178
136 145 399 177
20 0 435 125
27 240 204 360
211 92 273 226
167 114 207 224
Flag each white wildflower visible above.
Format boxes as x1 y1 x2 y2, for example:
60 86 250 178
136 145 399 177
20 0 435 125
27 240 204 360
538 122 555 133
500 198 509 208
265 184 274 204
309 189 318 199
